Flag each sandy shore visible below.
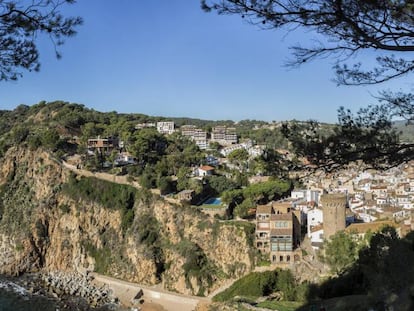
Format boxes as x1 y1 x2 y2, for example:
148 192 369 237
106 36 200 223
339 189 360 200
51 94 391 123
140 302 167 311
92 273 209 311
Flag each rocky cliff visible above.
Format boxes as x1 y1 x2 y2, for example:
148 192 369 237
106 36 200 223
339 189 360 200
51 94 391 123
0 146 255 295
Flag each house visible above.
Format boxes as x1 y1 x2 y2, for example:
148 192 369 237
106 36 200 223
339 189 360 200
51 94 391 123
205 155 219 167
255 205 272 253
177 189 195 202
307 208 323 237
114 153 136 166
87 136 119 154
291 189 320 205
308 225 324 250
255 203 301 265
135 122 156 129
270 213 299 264
197 165 215 177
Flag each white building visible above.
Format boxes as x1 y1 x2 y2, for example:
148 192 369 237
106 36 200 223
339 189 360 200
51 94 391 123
307 208 323 238
180 125 208 149
211 126 237 145
308 226 324 249
291 189 320 205
157 121 175 135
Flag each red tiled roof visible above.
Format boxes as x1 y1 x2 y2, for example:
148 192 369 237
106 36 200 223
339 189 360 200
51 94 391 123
345 221 397 234
199 165 215 171
310 224 323 233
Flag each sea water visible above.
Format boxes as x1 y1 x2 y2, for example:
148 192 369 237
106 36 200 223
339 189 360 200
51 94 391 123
0 278 128 311
0 279 58 311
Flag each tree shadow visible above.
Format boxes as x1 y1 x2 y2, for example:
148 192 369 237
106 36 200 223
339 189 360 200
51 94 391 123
297 228 414 311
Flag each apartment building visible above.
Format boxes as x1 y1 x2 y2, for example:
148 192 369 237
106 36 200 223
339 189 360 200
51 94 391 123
180 125 208 150
211 126 237 145
157 121 175 135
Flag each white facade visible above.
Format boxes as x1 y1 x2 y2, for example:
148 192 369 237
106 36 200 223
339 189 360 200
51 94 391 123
307 208 323 238
291 189 320 204
291 190 305 200
195 139 209 150
309 228 324 249
157 121 175 135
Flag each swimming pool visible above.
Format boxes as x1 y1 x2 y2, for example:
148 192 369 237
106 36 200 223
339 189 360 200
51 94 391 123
203 197 222 205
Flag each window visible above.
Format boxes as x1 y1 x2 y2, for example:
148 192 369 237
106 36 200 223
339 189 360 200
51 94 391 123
258 222 270 229
279 256 284 262
271 236 293 251
275 221 289 228
287 255 291 262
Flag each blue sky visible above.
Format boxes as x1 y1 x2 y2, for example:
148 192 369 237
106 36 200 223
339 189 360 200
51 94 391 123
0 1 408 122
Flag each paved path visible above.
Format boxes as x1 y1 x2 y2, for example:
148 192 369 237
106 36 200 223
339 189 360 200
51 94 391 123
92 273 209 311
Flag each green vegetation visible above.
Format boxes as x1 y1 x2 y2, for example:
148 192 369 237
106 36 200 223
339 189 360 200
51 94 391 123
257 301 304 311
62 174 137 232
0 165 38 234
222 179 292 217
321 231 361 274
134 213 165 279
62 174 135 210
205 175 238 197
213 269 307 302
176 239 218 296
82 241 112 274
303 227 414 310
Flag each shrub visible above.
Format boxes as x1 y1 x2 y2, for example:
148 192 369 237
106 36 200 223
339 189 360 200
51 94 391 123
213 269 307 302
62 176 137 232
82 241 112 274
213 271 278 301
175 239 217 295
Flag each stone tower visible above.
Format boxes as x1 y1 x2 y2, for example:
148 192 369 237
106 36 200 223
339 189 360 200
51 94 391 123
321 193 346 240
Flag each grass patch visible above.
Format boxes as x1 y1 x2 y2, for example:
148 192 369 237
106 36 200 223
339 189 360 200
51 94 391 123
82 241 112 274
257 301 304 311
219 221 256 247
62 174 136 210
213 271 278 302
296 295 370 311
174 238 218 295
62 174 137 232
213 269 308 303
200 204 226 209
257 260 271 267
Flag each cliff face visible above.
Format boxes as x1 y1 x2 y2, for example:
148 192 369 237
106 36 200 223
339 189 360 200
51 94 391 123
0 147 254 295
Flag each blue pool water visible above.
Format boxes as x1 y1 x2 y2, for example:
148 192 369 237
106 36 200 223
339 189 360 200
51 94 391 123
203 197 222 205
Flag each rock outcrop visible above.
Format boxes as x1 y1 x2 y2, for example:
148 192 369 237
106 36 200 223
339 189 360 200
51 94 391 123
0 146 255 295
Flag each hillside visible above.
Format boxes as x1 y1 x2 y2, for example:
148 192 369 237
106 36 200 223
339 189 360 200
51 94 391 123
2 102 414 310
0 144 257 296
